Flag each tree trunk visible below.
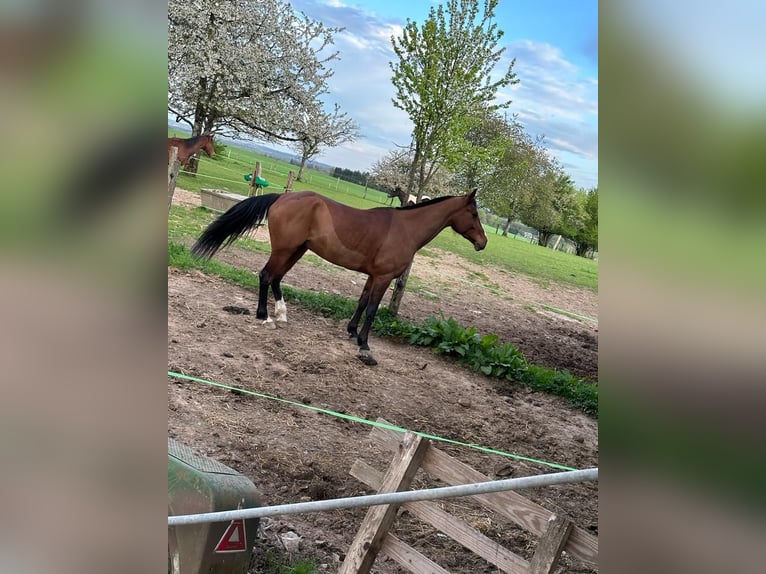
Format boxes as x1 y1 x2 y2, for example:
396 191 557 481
388 260 413 316
501 217 512 236
405 143 420 198
538 230 553 247
390 146 424 314
297 152 308 181
187 108 205 176
416 153 428 202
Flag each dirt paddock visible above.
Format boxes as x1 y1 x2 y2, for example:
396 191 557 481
168 189 598 573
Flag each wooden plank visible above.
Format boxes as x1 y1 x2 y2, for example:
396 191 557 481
369 426 550 533
381 533 453 574
352 460 530 574
339 432 430 574
369 423 598 566
528 514 573 574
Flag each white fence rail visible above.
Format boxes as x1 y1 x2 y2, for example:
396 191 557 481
168 467 597 526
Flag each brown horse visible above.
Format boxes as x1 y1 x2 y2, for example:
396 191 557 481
191 190 487 365
167 133 215 165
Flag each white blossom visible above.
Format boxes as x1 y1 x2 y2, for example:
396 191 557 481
168 0 343 141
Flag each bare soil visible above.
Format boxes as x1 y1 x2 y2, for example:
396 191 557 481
168 189 598 573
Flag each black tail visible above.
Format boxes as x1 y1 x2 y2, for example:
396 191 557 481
191 193 281 259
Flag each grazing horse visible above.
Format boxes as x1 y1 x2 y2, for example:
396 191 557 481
167 134 215 166
191 190 487 365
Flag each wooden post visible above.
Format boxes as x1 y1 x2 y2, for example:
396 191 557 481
249 161 263 197
168 146 180 211
339 432 429 574
285 170 295 192
528 514 574 574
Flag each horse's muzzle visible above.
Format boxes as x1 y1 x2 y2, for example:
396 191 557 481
474 241 486 251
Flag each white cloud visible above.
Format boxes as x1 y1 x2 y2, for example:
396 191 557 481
339 32 373 51
512 40 578 74
499 40 598 184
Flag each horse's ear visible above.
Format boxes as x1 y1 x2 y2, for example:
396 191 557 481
467 187 478 201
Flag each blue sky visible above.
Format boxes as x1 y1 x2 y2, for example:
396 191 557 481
263 0 597 189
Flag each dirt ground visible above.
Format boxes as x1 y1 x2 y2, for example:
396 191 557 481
168 189 599 573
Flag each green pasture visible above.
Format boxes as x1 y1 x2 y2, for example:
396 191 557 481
169 129 598 291
169 128 392 207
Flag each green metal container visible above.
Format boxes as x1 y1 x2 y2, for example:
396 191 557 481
168 438 260 574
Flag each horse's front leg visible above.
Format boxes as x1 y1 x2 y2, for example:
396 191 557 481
356 277 394 366
347 277 372 339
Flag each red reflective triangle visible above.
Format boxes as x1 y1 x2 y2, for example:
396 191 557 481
214 519 247 552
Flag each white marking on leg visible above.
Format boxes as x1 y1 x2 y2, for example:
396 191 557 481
275 299 287 322
263 316 276 330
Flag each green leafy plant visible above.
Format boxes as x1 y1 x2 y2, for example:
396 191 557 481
254 548 317 574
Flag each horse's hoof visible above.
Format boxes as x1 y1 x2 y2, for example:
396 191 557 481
263 319 277 330
357 351 378 366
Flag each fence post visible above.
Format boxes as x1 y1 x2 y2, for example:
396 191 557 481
285 170 295 192
249 161 262 197
168 146 180 211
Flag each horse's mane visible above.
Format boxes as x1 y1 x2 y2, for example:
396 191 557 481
396 196 458 210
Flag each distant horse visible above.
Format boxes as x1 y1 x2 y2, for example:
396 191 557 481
191 190 487 365
167 134 215 166
384 187 400 205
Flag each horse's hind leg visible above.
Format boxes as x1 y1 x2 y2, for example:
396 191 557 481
270 244 308 323
256 267 273 326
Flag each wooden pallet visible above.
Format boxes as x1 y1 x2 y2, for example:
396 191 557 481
340 421 597 574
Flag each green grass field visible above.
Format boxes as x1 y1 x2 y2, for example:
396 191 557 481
169 129 598 290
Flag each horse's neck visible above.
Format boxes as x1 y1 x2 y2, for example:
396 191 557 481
398 198 461 248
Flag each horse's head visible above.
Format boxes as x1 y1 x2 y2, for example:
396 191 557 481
202 134 216 159
450 189 487 251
